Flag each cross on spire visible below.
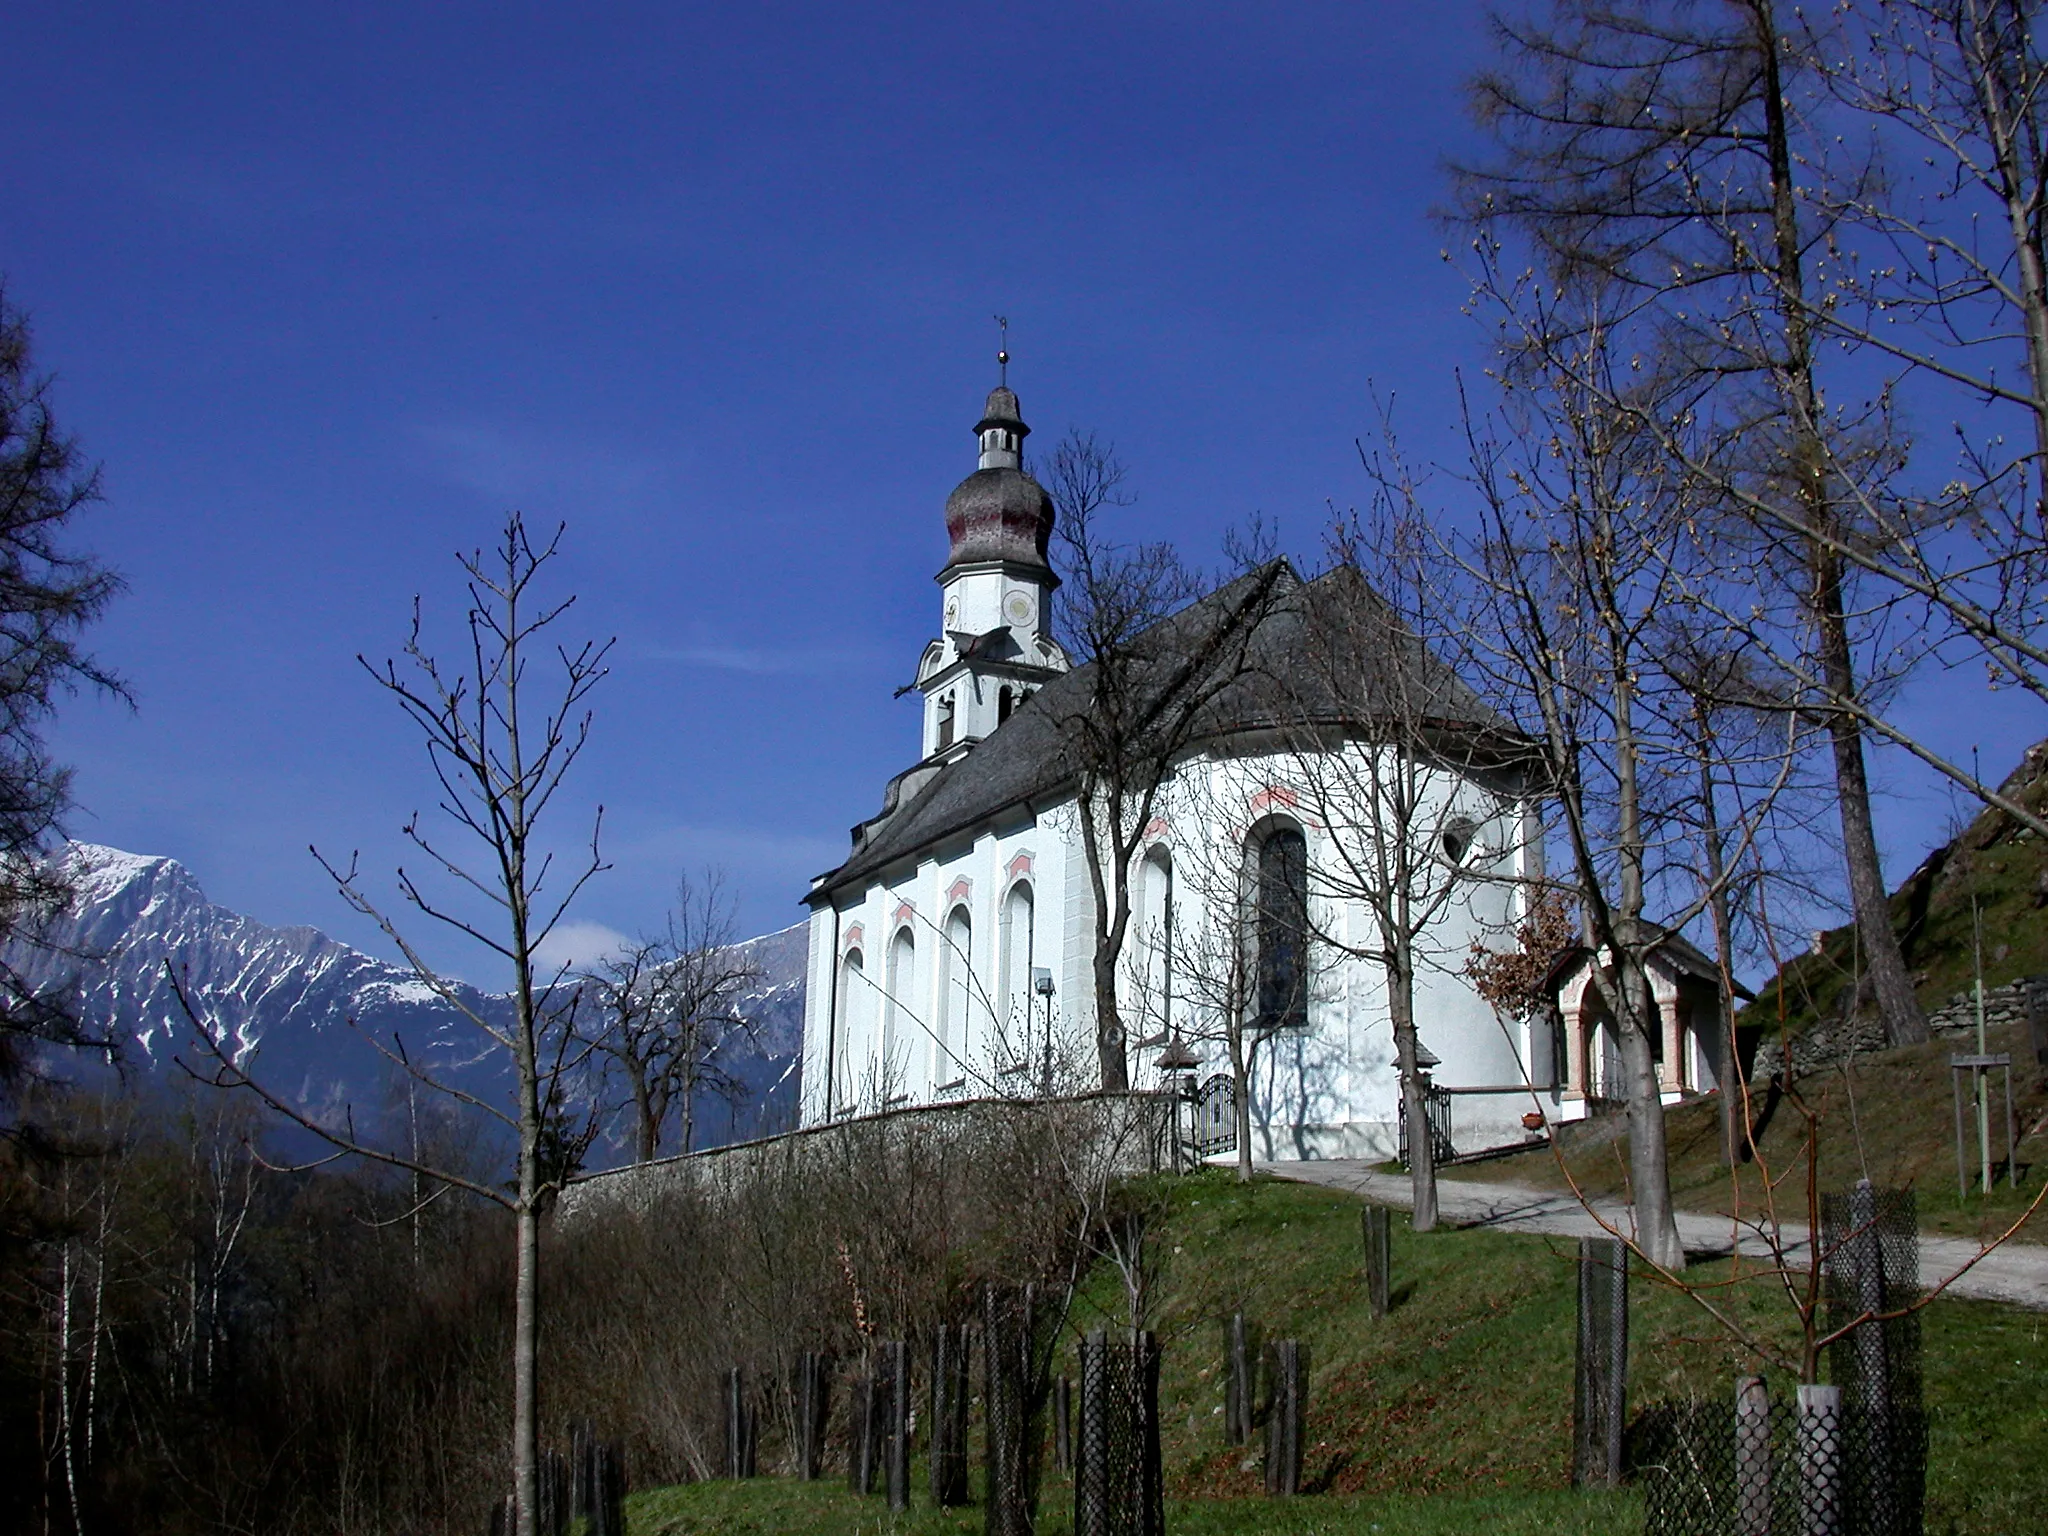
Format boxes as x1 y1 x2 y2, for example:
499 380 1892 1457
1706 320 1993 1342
994 314 1010 386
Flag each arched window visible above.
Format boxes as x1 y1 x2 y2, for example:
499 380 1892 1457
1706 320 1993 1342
937 696 956 751
884 927 916 1099
1140 846 1174 1035
998 685 1014 724
835 948 866 1113
1001 881 1035 1061
938 906 972 1086
1253 825 1309 1033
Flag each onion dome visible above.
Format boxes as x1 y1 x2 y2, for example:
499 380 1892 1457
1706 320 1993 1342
941 386 1057 578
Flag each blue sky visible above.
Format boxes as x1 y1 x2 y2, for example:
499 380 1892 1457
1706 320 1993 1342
5 3 2031 981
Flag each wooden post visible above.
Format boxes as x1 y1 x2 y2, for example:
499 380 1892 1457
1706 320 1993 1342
1263 1339 1305 1496
1362 1205 1391 1319
588 1440 625 1536
1225 1312 1257 1445
1136 1330 1163 1536
931 1326 971 1505
1796 1383 1843 1536
1572 1237 1628 1488
884 1338 911 1511
569 1417 594 1522
1734 1375 1772 1536
850 1355 880 1495
797 1351 831 1480
1053 1374 1073 1473
537 1448 568 1536
725 1366 758 1479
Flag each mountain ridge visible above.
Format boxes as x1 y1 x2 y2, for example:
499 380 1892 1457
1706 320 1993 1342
8 842 807 1155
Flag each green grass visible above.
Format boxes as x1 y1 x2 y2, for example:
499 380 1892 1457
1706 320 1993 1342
1447 1017 2048 1244
623 1172 2048 1534
625 1478 1635 1535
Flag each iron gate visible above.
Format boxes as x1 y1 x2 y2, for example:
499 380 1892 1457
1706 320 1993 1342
1396 1082 1454 1167
1190 1073 1236 1158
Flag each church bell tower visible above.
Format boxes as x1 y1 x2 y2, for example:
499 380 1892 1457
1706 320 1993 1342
914 354 1068 761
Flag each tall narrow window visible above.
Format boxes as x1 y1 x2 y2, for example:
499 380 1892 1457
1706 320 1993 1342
1254 826 1309 1032
885 927 916 1099
998 685 1014 723
937 696 956 750
1141 847 1174 1035
836 948 866 1112
1001 881 1035 1062
938 907 972 1085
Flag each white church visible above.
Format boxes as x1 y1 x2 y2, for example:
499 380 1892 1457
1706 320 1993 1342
796 378 1725 1159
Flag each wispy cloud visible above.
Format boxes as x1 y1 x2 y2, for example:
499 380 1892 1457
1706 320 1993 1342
410 420 689 513
639 643 885 676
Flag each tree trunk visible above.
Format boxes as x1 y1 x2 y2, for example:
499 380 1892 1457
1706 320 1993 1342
1229 1023 1253 1183
1698 757 1744 1167
1617 979 1684 1270
1389 964 1437 1232
513 1195 540 1536
1819 622 1926 1046
629 1064 657 1164
1754 0 1925 1050
1093 945 1129 1093
1601 529 1683 1272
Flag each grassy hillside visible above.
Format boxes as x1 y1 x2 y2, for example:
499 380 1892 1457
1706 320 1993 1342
1755 740 2048 1039
1458 1016 2048 1244
626 1172 2048 1534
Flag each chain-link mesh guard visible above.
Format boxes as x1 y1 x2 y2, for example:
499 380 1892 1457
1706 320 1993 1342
1638 1379 1927 1536
984 1285 1051 1536
1573 1237 1628 1488
1074 1329 1163 1536
1823 1183 1925 1536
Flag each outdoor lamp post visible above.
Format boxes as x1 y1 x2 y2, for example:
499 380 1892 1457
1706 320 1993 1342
1399 1041 1441 1166
1156 1036 1202 1172
1033 968 1056 1098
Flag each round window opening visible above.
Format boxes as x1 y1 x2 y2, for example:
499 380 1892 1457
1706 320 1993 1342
1440 818 1479 865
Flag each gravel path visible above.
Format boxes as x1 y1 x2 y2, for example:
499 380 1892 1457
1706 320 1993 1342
1257 1159 2048 1311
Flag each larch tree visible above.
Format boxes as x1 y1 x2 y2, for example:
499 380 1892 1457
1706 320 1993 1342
1455 0 1932 1047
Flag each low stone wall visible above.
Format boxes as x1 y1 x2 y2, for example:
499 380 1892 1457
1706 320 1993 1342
554 1089 1176 1226
1753 975 2046 1080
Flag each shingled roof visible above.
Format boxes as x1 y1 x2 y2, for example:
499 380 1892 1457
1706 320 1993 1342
807 559 1516 905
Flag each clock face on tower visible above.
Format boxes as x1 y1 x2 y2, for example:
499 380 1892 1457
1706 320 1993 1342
1004 591 1034 627
945 596 960 629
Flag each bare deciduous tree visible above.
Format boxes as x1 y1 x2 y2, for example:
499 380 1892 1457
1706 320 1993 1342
579 872 761 1162
1043 430 1286 1091
179 514 609 1536
1277 468 1532 1229
1455 288 1801 1270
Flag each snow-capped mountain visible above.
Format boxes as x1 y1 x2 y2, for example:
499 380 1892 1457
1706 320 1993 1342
7 843 807 1155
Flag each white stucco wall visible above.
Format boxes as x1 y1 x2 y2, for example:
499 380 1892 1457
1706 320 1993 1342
801 738 1560 1158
